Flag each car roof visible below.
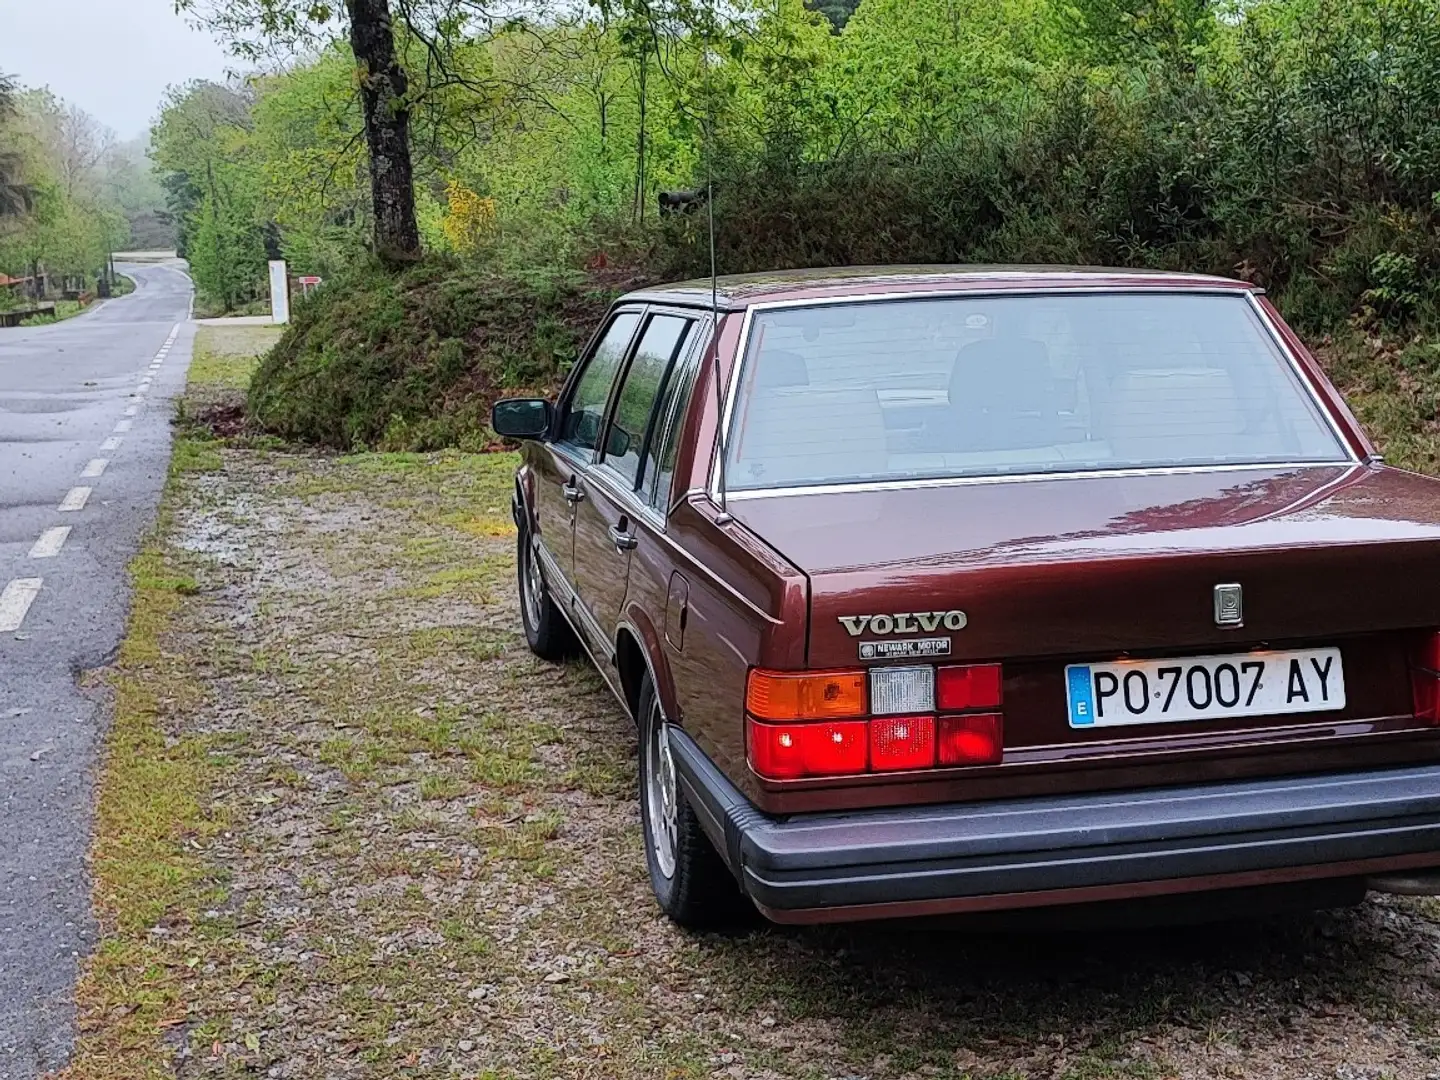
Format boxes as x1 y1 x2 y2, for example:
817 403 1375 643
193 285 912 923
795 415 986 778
621 264 1256 311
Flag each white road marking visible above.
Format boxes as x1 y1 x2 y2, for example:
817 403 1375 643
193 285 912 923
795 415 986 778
0 579 43 633
124 404 138 416
58 487 91 512
28 527 70 559
81 458 108 478
101 436 122 451
113 419 132 433
139 379 151 389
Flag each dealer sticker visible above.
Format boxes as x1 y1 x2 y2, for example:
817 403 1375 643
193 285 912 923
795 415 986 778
859 637 952 660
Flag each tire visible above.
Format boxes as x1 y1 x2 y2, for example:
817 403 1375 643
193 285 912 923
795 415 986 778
517 520 577 663
637 676 750 929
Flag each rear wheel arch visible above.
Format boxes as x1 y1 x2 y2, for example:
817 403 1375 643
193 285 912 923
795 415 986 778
616 612 679 727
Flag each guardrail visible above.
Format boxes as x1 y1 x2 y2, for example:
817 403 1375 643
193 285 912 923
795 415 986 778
0 303 58 328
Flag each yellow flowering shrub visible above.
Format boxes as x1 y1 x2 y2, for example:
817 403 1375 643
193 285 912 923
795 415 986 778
441 180 498 254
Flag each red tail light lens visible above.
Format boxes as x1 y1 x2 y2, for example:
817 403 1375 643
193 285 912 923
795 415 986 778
936 664 1003 711
1413 631 1440 724
748 719 867 779
869 715 935 771
938 713 1004 765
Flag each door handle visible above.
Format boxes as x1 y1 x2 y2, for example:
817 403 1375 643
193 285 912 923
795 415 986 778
562 480 585 505
608 523 638 552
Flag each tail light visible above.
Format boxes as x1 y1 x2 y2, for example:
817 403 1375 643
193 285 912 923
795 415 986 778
938 713 1004 765
869 715 935 771
746 664 1005 780
1413 631 1440 724
748 720 867 779
746 669 866 721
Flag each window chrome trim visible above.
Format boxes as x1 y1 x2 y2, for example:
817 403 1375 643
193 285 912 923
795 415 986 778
707 286 1359 502
584 459 668 530
718 462 1354 503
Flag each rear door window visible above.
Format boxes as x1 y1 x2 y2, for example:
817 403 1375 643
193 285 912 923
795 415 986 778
559 311 641 455
600 314 692 489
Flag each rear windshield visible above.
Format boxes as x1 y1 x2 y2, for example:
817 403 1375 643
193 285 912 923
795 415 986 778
723 292 1349 492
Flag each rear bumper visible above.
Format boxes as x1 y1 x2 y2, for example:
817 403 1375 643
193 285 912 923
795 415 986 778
669 729 1440 923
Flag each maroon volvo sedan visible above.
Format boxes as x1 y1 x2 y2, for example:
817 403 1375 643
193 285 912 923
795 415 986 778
492 266 1440 927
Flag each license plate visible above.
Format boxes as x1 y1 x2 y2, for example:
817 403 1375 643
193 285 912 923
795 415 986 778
1066 647 1345 728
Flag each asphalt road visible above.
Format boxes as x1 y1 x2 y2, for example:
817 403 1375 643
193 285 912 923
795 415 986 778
0 264 195 1078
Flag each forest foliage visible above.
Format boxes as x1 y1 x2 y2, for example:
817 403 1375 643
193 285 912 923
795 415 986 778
153 0 1440 446
0 79 170 292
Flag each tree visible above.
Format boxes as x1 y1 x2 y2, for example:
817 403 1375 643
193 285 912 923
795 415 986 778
0 74 33 218
179 0 423 265
346 0 421 263
151 80 268 305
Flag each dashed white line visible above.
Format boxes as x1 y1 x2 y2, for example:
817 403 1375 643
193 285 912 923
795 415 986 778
58 487 91 512
101 436 122 451
114 419 132 433
81 458 108 478
28 527 70 559
124 404 138 417
0 579 43 633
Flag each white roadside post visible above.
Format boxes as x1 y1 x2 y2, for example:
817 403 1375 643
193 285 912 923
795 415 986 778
268 259 290 325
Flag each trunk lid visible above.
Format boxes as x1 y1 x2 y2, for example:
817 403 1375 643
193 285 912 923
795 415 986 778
730 465 1440 663
730 464 1440 801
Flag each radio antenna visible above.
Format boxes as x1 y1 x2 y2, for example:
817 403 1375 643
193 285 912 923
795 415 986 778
703 0 732 525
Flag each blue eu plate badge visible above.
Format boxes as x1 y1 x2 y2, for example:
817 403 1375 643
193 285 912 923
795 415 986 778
1067 665 1095 727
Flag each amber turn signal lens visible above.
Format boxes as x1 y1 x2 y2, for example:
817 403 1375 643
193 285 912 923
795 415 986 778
746 669 867 721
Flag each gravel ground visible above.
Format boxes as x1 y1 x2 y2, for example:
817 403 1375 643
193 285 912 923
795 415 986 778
60 330 1440 1080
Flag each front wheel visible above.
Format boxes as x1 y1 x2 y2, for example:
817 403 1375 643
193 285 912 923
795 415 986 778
638 677 749 929
517 521 577 663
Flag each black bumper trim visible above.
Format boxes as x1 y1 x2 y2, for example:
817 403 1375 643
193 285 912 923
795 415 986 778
668 728 1440 913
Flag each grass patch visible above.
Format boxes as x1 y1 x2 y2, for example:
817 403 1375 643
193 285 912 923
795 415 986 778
188 325 281 390
59 523 231 1078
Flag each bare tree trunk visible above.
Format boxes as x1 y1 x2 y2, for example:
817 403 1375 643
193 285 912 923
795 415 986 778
346 0 421 266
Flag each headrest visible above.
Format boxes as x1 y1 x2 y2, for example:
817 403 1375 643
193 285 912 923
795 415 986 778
754 349 810 389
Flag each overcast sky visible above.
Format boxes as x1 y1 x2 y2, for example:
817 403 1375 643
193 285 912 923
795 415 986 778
2 0 236 142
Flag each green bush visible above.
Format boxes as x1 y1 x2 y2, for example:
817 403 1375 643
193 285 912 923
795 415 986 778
247 257 647 451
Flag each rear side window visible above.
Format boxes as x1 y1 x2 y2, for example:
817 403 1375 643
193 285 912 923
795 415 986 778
723 293 1348 491
648 319 708 511
560 312 640 453
603 315 691 488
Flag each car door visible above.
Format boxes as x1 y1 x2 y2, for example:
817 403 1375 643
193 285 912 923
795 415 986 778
571 312 696 650
531 310 642 609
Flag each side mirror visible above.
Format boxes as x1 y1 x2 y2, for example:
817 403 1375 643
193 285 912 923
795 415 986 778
605 425 631 459
491 398 552 440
